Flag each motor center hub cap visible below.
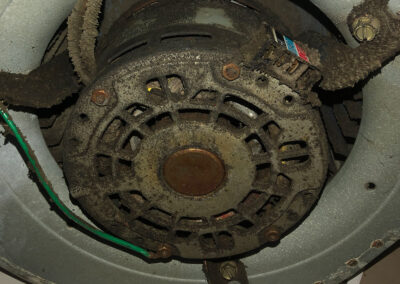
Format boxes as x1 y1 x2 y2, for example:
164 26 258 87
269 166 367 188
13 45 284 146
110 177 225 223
163 148 226 196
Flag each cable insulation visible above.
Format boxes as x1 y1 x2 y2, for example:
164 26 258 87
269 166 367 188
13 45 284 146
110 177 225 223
0 108 150 258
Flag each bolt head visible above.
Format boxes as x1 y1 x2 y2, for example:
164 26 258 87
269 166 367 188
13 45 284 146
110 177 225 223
222 63 241 81
265 227 281 242
158 244 172 259
91 89 110 106
370 239 384 248
219 261 238 281
345 258 358 267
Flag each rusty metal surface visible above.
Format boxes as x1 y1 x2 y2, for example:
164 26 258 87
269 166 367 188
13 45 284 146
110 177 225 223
222 63 241 81
62 0 330 260
264 226 281 242
91 89 110 106
64 31 329 258
1 0 399 283
163 148 226 197
317 230 400 284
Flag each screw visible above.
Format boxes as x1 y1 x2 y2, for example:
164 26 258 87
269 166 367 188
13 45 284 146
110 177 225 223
219 261 238 281
345 258 358 267
91 89 110 106
371 239 384 248
157 244 172 259
265 227 281 242
352 15 380 42
222 63 241 81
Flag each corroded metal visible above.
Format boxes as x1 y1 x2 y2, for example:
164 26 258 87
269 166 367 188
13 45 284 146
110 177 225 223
157 244 173 259
64 48 329 258
264 227 281 242
222 63 241 81
91 89 110 106
64 0 329 259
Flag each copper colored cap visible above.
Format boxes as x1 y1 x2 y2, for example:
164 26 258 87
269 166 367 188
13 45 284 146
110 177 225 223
163 148 225 196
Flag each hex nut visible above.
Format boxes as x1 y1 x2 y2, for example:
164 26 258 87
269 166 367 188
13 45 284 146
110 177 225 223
219 261 238 281
352 15 380 42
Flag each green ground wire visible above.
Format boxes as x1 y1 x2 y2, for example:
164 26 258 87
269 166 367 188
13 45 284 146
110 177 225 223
0 108 151 258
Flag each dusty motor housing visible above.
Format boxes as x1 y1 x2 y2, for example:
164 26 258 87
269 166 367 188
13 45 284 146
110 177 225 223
63 0 329 259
